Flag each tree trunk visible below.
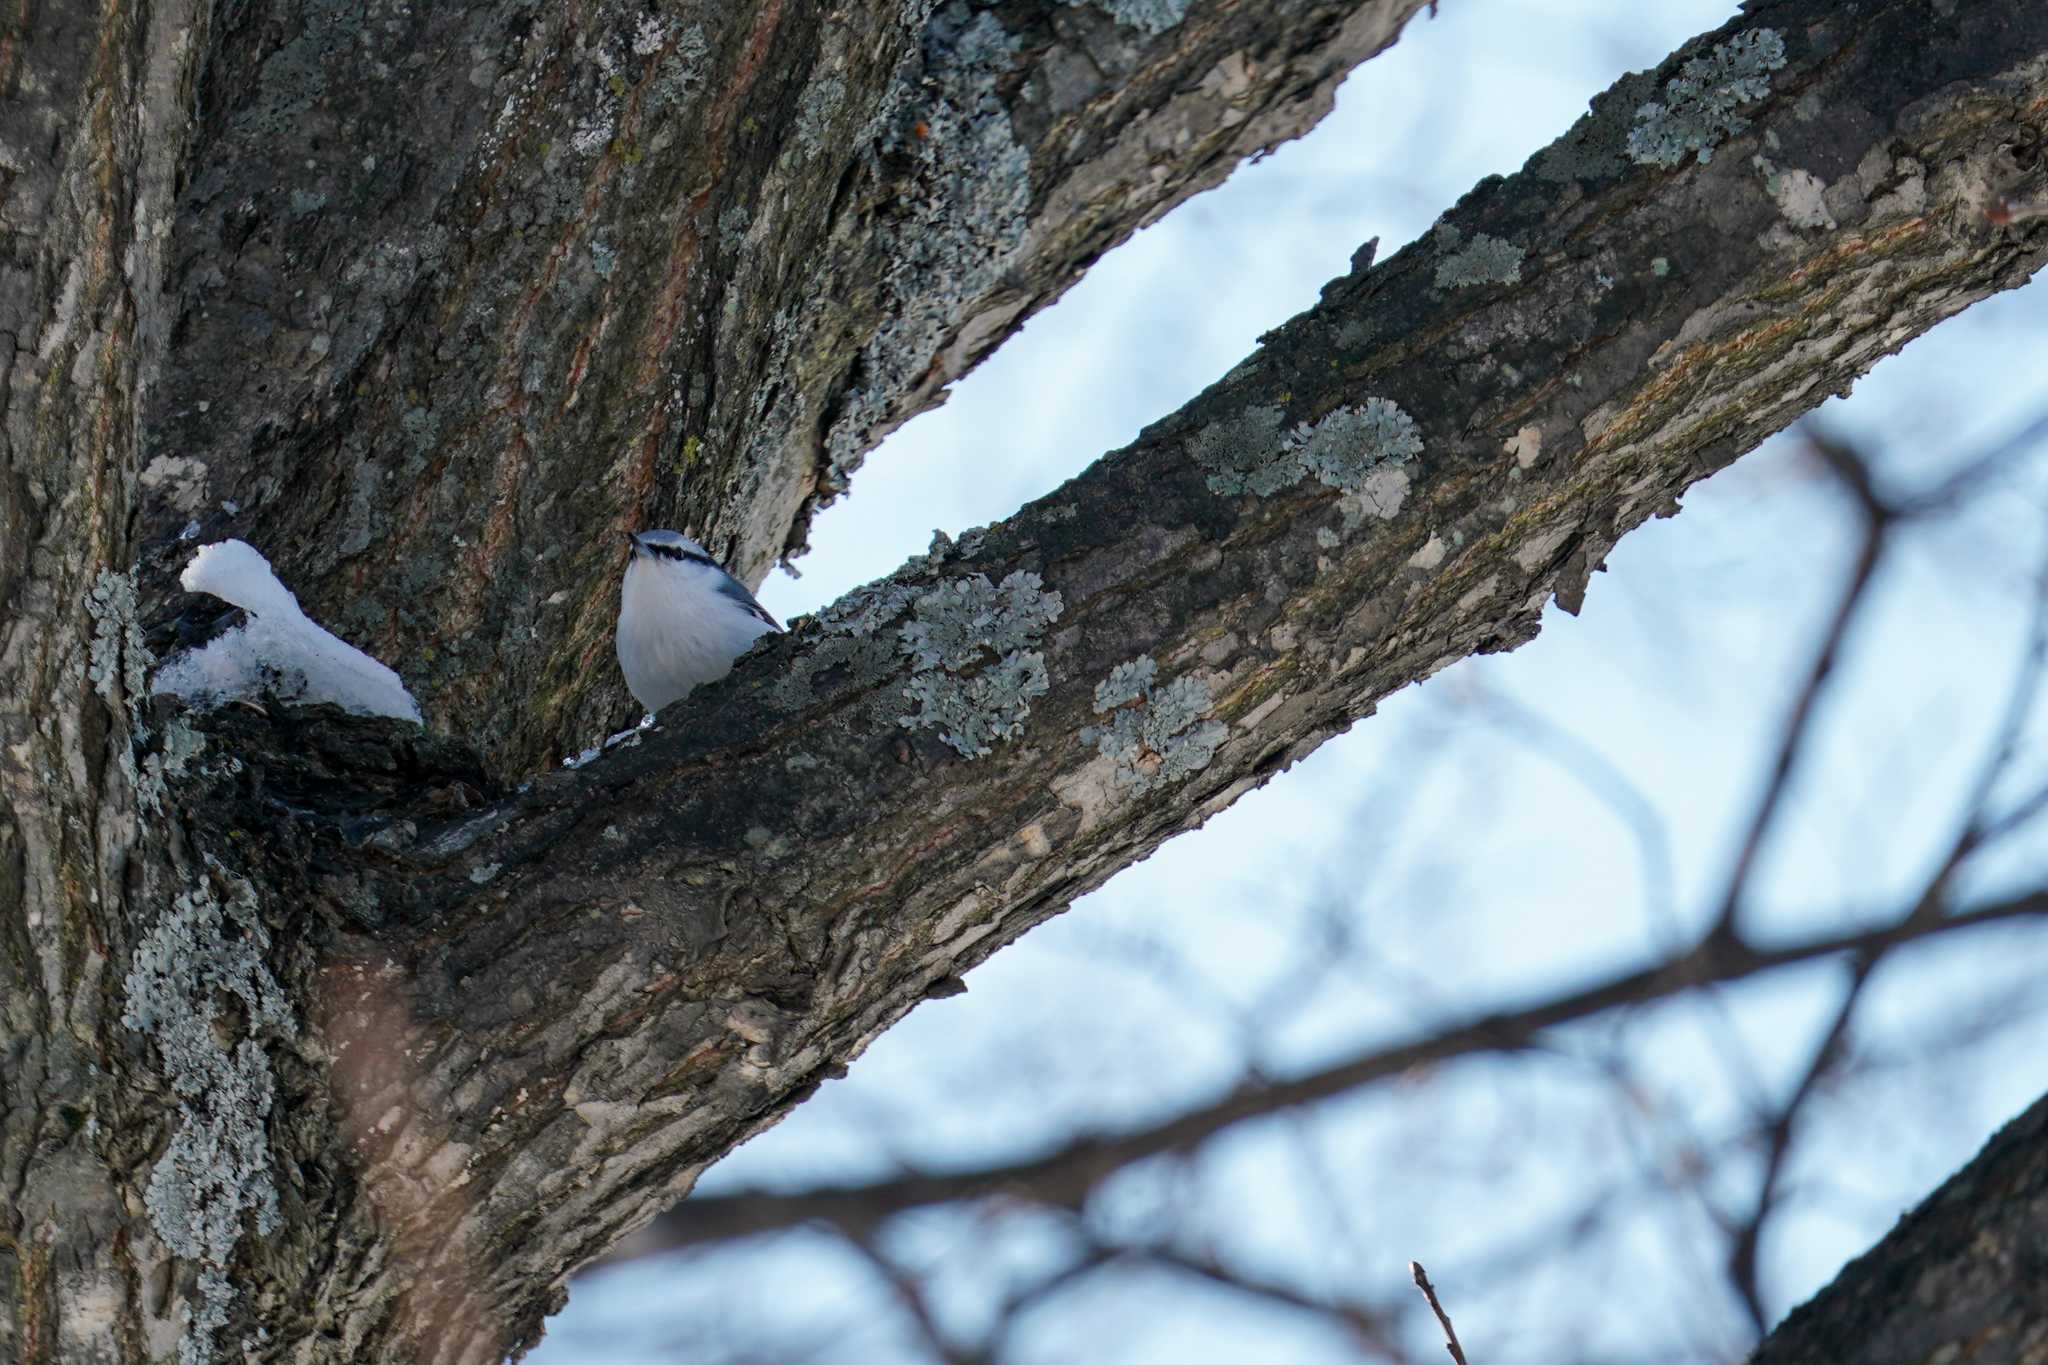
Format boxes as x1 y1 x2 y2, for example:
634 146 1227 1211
1750 1090 2048 1365
3 0 2046 1361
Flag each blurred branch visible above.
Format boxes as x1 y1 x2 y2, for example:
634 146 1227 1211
1707 431 1891 942
604 889 2048 1265
1898 403 2048 515
1946 525 2048 856
843 1234 984 1365
1723 952 1881 1332
1132 1243 1405 1360
1457 680 1680 941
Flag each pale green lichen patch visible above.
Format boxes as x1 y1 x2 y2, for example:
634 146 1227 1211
1289 400 1424 491
1093 656 1158 711
1435 232 1524 289
647 25 711 113
87 567 153 736
779 582 921 708
137 716 207 816
1056 0 1190 35
795 74 847 157
1083 655 1227 793
897 571 1064 757
827 11 1031 486
1627 28 1786 168
122 858 294 1365
1189 405 1290 496
1191 399 1423 498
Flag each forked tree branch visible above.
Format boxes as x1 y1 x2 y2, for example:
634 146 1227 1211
159 4 2048 1357
138 0 1439 774
12 1 2048 1360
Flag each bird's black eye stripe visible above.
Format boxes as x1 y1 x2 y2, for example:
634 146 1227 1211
645 541 720 569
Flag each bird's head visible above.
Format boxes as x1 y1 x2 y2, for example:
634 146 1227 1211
627 529 715 564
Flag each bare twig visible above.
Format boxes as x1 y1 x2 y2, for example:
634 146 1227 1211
1410 1261 1470 1365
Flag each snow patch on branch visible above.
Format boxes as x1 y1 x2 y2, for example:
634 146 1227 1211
154 540 422 722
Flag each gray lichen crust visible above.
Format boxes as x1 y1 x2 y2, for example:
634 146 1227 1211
1056 0 1192 36
87 567 153 737
1189 404 1292 496
1290 399 1424 490
122 859 295 1365
1083 655 1227 792
826 11 1031 487
1435 231 1525 289
1627 28 1787 168
897 571 1064 757
137 716 208 816
1190 398 1423 496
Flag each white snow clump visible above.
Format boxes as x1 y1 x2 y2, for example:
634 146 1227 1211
153 540 423 723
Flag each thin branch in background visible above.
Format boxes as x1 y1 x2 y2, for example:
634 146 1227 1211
1409 1262 1470 1365
982 1243 1121 1358
1724 950 1884 1332
1457 677 1782 1142
1457 679 1681 944
1899 403 2048 515
1707 430 1892 943
842 1233 983 1365
606 887 2048 1265
1947 524 2048 858
1133 1243 1407 1361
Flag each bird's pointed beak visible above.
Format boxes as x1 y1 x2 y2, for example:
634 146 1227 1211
625 531 644 556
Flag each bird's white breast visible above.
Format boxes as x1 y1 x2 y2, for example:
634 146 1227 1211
616 558 776 714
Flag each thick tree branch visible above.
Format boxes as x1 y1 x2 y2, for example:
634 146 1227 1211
11 1 2048 1359
138 3 2048 1357
0 2 210 1361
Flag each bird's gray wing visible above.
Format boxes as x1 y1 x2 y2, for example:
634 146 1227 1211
713 569 781 631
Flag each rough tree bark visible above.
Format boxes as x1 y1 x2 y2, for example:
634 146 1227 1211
2 0 2045 1362
1750 1087 2048 1364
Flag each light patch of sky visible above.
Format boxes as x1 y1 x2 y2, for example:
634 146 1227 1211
546 1 2048 1361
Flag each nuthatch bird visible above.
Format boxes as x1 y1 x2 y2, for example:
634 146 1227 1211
616 530 781 715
